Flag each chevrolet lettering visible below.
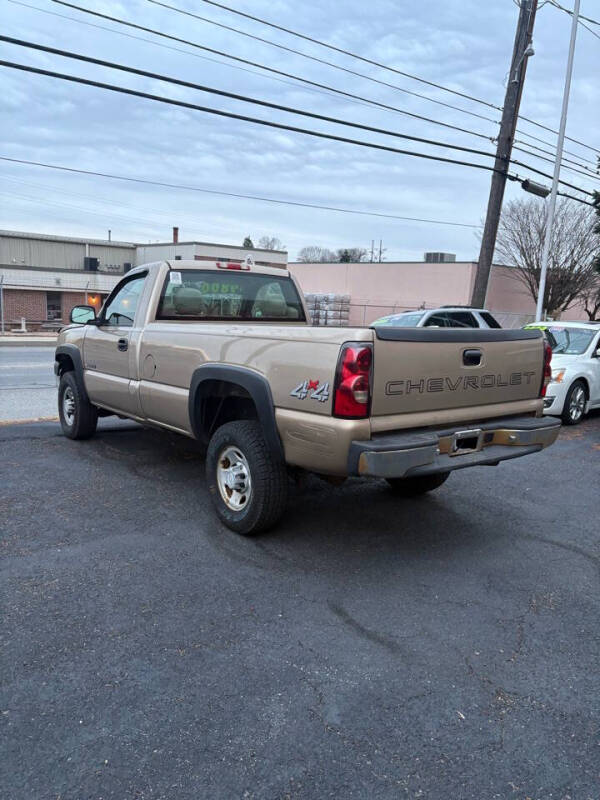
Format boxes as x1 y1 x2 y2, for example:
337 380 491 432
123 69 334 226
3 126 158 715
386 371 537 395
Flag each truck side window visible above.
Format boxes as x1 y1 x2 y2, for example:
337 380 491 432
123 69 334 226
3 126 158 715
102 274 146 327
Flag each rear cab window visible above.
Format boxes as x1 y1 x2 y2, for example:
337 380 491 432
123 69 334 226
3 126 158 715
156 269 306 322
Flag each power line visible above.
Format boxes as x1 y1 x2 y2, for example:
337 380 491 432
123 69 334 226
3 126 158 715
0 60 507 174
12 2 598 175
7 0 382 103
17 0 497 143
36 1 597 168
513 136 598 172
512 142 600 183
513 126 598 166
140 0 600 158
0 36 499 161
548 0 600 28
52 0 501 127
147 0 502 112
2 59 592 197
579 19 600 41
548 1 600 41
511 157 593 195
556 191 594 206
517 112 599 157
0 157 482 228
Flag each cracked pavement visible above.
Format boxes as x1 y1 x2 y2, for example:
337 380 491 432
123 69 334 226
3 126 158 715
1 414 599 799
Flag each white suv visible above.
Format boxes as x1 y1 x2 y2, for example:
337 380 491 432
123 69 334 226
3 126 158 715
372 307 502 329
524 322 600 424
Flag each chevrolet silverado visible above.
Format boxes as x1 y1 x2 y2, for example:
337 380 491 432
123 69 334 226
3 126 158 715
55 260 560 534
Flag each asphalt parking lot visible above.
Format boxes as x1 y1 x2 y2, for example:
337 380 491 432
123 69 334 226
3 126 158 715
1 414 599 799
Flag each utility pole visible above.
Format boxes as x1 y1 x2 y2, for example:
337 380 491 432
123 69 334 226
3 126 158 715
536 0 580 321
470 0 537 307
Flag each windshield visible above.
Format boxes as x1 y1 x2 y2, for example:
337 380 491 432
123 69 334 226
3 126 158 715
529 326 596 355
373 312 425 327
157 269 305 322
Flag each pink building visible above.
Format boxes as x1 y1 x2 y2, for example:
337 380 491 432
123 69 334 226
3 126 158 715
288 260 588 327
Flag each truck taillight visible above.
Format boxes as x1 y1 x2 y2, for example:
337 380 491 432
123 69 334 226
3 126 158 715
333 343 373 418
540 341 553 397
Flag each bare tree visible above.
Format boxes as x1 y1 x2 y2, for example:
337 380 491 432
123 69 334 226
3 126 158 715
296 246 337 263
495 198 598 318
581 276 600 321
296 245 369 263
257 236 285 251
336 248 368 263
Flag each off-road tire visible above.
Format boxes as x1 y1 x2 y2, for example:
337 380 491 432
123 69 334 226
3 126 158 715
386 471 450 497
206 420 288 535
561 380 587 426
58 371 98 440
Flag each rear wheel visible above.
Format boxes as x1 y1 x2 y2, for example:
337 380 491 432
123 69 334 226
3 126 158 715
58 371 98 439
206 420 288 535
561 380 587 425
386 472 450 497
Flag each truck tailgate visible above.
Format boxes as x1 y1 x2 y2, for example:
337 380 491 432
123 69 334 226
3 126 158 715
370 328 544 416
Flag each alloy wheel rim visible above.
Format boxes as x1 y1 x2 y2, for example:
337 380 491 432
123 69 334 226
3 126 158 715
569 386 585 421
63 386 76 426
216 446 252 511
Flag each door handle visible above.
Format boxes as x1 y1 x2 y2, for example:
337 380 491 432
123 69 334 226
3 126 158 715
118 338 128 352
463 348 482 366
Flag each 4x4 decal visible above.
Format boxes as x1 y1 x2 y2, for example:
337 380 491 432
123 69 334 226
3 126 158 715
290 380 330 402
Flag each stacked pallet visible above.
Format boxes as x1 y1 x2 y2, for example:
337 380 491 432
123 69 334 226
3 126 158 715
304 293 351 326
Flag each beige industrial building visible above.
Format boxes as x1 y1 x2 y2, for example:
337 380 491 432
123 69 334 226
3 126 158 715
1 229 589 333
0 228 287 331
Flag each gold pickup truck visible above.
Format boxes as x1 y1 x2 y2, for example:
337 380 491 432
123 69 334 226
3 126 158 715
55 260 560 534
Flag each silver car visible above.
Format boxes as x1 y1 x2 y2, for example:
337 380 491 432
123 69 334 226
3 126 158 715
372 307 502 329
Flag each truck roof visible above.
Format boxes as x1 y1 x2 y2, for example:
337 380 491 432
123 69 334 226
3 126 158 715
167 259 290 278
128 259 290 279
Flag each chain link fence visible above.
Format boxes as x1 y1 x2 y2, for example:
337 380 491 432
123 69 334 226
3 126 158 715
305 298 536 329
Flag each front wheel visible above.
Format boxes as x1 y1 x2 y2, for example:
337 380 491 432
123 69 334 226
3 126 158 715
58 371 98 440
206 420 288 535
561 380 587 425
386 471 450 497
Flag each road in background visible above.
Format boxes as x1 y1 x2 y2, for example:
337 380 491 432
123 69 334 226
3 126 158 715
2 415 599 799
0 346 57 421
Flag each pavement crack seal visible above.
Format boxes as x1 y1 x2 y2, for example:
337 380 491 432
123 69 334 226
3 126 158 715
328 601 407 659
515 532 600 579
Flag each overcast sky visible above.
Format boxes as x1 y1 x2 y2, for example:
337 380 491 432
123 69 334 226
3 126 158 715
1 0 599 260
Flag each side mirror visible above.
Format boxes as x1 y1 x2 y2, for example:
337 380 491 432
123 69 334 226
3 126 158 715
594 346 600 358
70 305 97 324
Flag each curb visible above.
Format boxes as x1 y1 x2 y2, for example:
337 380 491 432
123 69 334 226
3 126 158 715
0 416 59 426
0 338 58 347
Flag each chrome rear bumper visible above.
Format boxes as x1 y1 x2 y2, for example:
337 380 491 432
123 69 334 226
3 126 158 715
348 415 561 478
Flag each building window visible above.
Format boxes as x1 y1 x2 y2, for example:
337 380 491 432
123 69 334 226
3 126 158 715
46 291 62 321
